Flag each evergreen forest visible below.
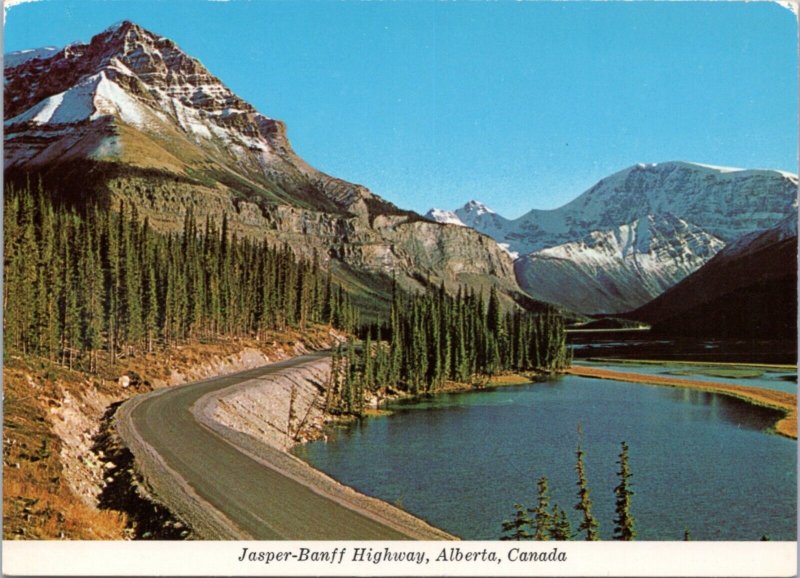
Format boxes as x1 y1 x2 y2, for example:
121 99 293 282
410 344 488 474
3 183 357 371
326 284 570 416
5 183 568 400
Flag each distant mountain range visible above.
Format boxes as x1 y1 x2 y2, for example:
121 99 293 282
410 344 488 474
3 21 535 318
427 162 798 313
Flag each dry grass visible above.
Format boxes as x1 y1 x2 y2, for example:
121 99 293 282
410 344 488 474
487 373 538 386
4 464 127 540
568 366 797 439
3 365 127 539
3 325 342 540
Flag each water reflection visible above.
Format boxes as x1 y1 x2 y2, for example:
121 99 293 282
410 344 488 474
296 373 796 540
666 387 782 431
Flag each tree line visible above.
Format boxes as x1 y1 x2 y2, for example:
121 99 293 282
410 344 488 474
324 283 570 415
501 439 635 541
4 183 357 371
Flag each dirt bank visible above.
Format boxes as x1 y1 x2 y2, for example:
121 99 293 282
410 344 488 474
202 358 332 452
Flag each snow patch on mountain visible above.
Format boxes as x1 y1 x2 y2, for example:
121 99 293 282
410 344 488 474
5 71 150 128
462 200 495 216
425 208 465 226
515 215 726 313
3 21 290 171
450 200 513 240
429 161 797 313
4 47 60 69
497 244 519 260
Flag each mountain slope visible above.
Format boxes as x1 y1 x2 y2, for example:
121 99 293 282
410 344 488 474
629 217 798 339
514 214 724 313
4 21 532 317
428 162 797 313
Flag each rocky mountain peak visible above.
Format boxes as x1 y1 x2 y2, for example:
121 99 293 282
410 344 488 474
463 200 495 214
6 20 261 122
4 19 295 177
427 160 797 313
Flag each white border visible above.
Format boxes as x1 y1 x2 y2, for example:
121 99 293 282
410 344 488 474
2 540 797 577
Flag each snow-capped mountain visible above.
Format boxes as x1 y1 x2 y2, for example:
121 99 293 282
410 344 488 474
4 46 60 69
428 162 798 313
4 21 528 314
5 21 355 206
426 201 519 257
430 162 798 255
435 200 513 240
514 214 725 314
5 20 420 217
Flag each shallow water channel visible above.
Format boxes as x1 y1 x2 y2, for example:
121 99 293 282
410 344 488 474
293 371 796 540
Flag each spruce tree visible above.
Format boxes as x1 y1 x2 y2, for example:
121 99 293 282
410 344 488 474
530 477 553 540
501 504 533 541
575 436 600 540
549 504 572 541
613 441 636 541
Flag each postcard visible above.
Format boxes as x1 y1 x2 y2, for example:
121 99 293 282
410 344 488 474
2 0 797 576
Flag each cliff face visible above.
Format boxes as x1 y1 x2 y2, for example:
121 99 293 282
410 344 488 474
4 21 525 314
98 170 520 300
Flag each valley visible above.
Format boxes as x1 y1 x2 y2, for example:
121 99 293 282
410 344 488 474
3 17 796 547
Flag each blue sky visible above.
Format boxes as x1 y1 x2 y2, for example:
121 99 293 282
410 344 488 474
4 1 797 218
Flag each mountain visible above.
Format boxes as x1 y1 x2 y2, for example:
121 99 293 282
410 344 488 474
4 21 531 317
425 201 519 258
428 162 798 313
3 46 60 68
629 216 798 339
514 214 724 313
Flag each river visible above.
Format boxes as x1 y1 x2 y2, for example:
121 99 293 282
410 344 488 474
293 367 796 540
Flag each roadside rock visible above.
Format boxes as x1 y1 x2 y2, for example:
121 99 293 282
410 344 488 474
204 359 331 451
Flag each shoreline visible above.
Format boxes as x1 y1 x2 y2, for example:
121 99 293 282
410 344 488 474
117 353 793 540
567 365 797 439
583 357 796 371
369 371 557 413
189 365 557 536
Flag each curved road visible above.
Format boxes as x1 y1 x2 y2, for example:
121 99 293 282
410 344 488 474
116 352 447 540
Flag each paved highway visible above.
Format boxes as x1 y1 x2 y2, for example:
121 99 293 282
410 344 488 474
116 352 448 539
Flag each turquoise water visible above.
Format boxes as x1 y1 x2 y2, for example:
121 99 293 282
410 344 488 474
294 375 797 540
576 360 797 394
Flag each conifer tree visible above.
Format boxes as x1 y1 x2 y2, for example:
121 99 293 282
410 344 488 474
549 505 572 541
530 477 553 540
3 183 354 368
575 433 600 540
613 441 636 541
501 504 533 541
